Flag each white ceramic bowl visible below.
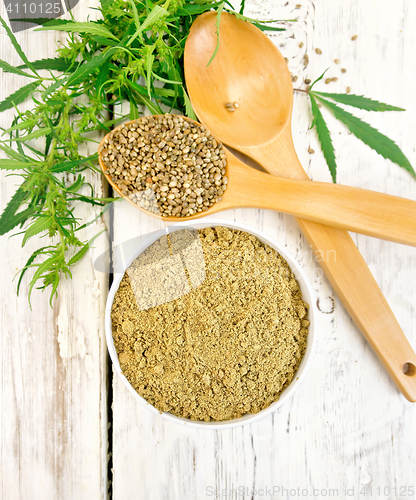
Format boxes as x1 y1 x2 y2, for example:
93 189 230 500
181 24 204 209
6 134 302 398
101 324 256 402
105 219 317 429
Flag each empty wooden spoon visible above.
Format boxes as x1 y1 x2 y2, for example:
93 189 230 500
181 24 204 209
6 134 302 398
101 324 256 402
184 12 416 400
98 116 416 246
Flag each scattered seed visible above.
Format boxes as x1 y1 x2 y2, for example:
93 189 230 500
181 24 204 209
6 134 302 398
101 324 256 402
351 34 358 40
315 48 322 54
99 114 228 218
304 78 311 84
303 54 309 66
233 102 239 108
292 75 298 82
325 78 331 84
225 102 236 112
346 86 351 93
335 58 340 64
331 77 338 82
308 147 315 154
299 42 304 48
284 57 289 64
341 68 347 73
296 3 302 8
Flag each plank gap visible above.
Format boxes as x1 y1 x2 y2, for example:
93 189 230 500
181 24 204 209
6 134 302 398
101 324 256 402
107 101 115 500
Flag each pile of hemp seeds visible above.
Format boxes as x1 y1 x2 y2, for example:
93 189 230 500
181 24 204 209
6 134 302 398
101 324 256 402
111 226 310 422
99 114 228 217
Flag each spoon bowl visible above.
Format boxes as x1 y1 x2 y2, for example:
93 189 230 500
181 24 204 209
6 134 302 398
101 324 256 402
183 12 292 147
184 12 293 151
98 115 228 222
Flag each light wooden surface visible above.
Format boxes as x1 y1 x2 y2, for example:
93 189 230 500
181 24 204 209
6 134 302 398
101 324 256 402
1 1 416 499
0 3 109 500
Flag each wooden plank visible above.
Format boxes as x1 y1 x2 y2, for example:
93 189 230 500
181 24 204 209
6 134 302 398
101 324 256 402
110 0 414 498
0 2 109 499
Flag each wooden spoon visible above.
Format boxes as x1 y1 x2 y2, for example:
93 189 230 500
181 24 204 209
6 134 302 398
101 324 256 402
184 11 416 400
99 117 416 246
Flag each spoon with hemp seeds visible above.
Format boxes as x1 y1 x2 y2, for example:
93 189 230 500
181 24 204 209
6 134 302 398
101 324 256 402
98 114 416 247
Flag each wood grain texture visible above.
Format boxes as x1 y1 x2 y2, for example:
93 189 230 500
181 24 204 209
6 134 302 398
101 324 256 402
0 2 109 499
1 0 415 499
111 0 416 499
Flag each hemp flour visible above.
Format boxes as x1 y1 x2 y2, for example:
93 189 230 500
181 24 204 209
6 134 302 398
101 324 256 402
111 226 310 421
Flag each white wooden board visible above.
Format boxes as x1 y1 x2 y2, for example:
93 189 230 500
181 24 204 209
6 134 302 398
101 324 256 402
0 2 109 499
1 0 415 499
111 1 416 499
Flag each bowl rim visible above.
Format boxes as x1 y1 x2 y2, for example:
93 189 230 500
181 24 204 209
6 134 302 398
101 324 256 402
105 218 317 429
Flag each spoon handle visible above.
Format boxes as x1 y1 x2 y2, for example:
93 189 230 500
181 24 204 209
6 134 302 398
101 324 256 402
242 145 416 402
229 162 416 247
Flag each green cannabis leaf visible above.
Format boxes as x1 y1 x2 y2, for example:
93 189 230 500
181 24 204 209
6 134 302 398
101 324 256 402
306 72 414 181
36 21 120 41
0 159 31 169
312 92 405 112
127 4 169 46
309 94 337 182
230 12 289 32
0 81 42 113
11 57 74 72
0 15 39 76
22 215 55 247
0 59 37 78
0 186 30 234
315 95 415 178
207 2 225 67
182 86 197 120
